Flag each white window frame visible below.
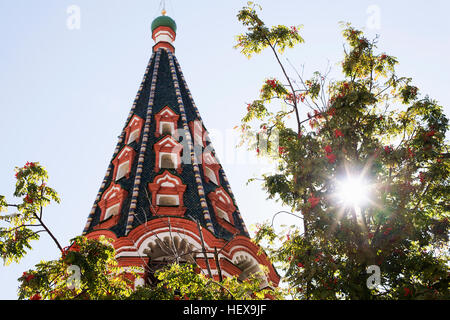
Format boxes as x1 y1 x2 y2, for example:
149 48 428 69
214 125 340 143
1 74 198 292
216 207 231 223
116 161 130 181
159 152 177 169
205 166 218 185
127 129 140 144
104 203 120 220
160 121 175 136
156 194 179 206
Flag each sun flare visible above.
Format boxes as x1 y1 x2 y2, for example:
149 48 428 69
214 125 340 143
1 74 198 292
336 177 369 207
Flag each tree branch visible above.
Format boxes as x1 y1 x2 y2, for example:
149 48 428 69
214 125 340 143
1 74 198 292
33 210 63 253
264 35 302 133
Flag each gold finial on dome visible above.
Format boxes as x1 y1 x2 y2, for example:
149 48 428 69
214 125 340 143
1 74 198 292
161 9 167 16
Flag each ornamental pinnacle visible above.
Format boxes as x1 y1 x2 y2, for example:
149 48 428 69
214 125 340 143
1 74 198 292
82 12 280 288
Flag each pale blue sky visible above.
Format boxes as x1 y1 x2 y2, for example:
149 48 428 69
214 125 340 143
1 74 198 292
0 0 449 299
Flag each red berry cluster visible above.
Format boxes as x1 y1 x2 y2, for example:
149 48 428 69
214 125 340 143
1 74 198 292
308 195 320 208
266 79 277 89
324 145 336 163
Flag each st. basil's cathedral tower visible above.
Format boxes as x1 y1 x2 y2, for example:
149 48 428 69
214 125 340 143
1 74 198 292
82 11 280 288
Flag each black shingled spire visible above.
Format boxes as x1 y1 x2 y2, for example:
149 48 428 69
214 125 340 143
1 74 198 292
83 47 249 241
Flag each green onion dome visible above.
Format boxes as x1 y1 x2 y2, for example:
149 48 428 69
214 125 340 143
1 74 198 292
151 15 177 33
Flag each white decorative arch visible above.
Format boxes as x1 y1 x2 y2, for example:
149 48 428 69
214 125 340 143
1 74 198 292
125 114 144 145
203 152 218 165
155 106 179 138
148 171 187 215
155 171 181 185
216 189 232 205
103 184 122 200
154 135 183 172
112 145 135 181
137 231 203 263
232 251 269 288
